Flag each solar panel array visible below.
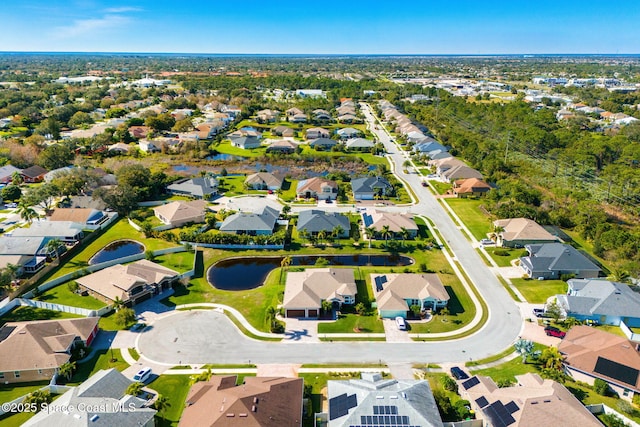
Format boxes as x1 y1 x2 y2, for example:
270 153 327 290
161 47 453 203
504 400 519 414
329 393 358 420
483 401 516 427
475 396 489 408
374 275 388 292
594 356 640 387
0 326 15 343
347 405 423 427
461 376 480 390
363 213 374 227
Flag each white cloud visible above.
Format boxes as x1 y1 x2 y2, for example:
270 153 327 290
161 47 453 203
51 14 132 39
104 6 142 13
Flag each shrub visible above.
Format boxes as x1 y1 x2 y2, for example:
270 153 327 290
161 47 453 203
593 378 610 396
67 281 79 293
440 375 457 392
493 249 511 256
114 307 136 328
616 400 634 415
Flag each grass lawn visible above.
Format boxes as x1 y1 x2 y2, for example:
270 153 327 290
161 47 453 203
430 181 452 195
358 153 389 166
471 347 543 384
37 283 107 310
566 382 640 425
0 306 83 326
153 250 195 273
97 310 127 331
0 381 49 404
511 278 567 304
217 175 263 197
65 348 128 386
212 139 265 158
444 199 492 241
318 312 383 334
483 247 527 267
279 178 298 202
148 375 191 427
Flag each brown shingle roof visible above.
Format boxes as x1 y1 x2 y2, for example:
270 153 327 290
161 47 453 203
153 200 208 225
493 218 557 243
283 268 357 310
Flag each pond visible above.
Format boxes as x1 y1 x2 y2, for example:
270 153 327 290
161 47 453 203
89 240 145 265
206 153 247 161
207 254 413 291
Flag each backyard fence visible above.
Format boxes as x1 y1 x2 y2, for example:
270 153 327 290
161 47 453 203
0 384 74 417
0 298 111 318
586 404 640 427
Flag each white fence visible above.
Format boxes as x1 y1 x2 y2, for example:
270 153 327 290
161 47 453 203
620 320 640 342
0 384 74 416
586 404 640 427
183 242 284 250
0 298 111 317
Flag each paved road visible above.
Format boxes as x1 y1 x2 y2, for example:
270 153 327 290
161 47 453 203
137 102 523 366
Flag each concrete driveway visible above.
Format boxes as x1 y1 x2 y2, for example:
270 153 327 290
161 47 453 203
383 318 412 342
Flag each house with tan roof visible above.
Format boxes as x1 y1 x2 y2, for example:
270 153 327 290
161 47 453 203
273 125 295 138
179 375 303 427
49 208 108 227
0 317 98 384
453 177 492 198
305 127 330 140
371 273 449 318
153 200 208 228
559 326 640 401
283 268 356 318
255 109 280 123
244 172 283 191
296 177 338 201
460 372 601 427
362 210 418 239
493 218 558 248
266 139 297 154
75 259 179 305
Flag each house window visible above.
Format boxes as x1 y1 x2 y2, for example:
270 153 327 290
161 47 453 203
623 389 630 397
14 371 20 378
0 372 4 379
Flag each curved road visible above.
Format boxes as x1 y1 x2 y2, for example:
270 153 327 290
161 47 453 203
138 102 523 365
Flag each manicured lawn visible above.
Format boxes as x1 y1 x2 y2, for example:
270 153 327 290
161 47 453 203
153 250 195 273
358 153 389 166
37 283 107 310
0 306 83 326
445 199 492 241
318 312 383 334
212 139 265 158
0 381 49 404
430 181 452 195
217 175 262 196
64 348 129 386
471 350 541 384
567 382 640 425
511 278 567 304
484 247 527 267
148 375 191 427
279 178 298 202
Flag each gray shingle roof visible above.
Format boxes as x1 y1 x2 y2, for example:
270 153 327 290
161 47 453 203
219 205 279 233
297 210 350 234
168 176 218 198
351 176 392 195
559 279 640 318
521 243 601 274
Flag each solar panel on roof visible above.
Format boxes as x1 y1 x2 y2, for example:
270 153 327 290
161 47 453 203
475 396 489 408
594 356 640 387
505 400 519 414
329 393 358 420
462 376 480 390
363 213 373 227
0 326 16 343
483 401 516 427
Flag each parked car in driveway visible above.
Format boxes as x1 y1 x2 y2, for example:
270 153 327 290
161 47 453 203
450 366 469 380
395 316 407 331
544 326 566 338
532 308 545 318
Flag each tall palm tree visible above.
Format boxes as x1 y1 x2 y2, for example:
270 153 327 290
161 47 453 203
280 256 292 282
112 296 124 312
365 226 376 249
332 225 345 240
380 225 392 248
45 239 65 262
400 227 410 248
317 230 327 245
18 204 38 225
298 228 310 244
153 395 171 417
607 268 631 284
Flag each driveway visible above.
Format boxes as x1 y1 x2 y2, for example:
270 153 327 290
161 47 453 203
382 318 412 342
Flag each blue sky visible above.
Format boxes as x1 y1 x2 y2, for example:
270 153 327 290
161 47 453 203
1 1 639 54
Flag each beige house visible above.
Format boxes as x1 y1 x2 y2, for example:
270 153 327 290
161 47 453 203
453 177 492 198
0 317 99 384
153 200 208 227
283 268 357 318
371 273 449 318
362 210 419 239
296 177 338 200
179 376 303 427
75 259 179 305
559 326 640 401
460 373 601 427
493 218 558 248
244 172 283 191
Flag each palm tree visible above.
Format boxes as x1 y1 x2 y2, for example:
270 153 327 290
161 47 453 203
380 225 392 248
45 239 65 262
126 381 144 397
491 224 505 243
298 228 310 244
400 227 410 248
365 226 376 249
540 347 564 370
18 204 38 225
153 394 171 417
58 361 76 381
332 225 345 240
112 296 124 312
607 268 631 284
317 230 327 245
280 256 292 282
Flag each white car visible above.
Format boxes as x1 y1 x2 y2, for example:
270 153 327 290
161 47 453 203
395 316 407 331
132 367 152 383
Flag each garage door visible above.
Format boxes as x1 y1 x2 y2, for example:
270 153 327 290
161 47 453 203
286 310 306 318
307 309 318 317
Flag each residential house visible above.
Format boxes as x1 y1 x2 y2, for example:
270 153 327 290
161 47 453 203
244 172 283 191
273 125 295 138
20 165 48 183
297 210 350 238
309 137 338 150
371 273 450 318
23 369 156 427
128 125 150 139
0 317 98 384
179 376 303 427
336 127 360 139
167 177 218 199
559 326 640 401
296 177 338 200
326 372 443 427
305 127 330 140
283 268 356 318
219 205 280 235
153 200 208 228
154 136 182 152
0 236 50 273
362 210 419 239
337 113 359 123
453 177 492 198
345 138 375 151
286 107 306 123
9 220 84 244
555 279 640 327
229 126 262 139
48 208 108 227
296 89 326 98
44 166 74 182
413 140 447 154
75 259 179 305
441 163 483 183
493 218 558 248
0 164 21 183
138 139 161 153
313 109 332 121
459 373 601 427
427 150 452 161
108 142 132 155
230 135 261 149
266 139 297 154
519 243 601 280
351 176 393 200
195 122 220 139
255 109 280 123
